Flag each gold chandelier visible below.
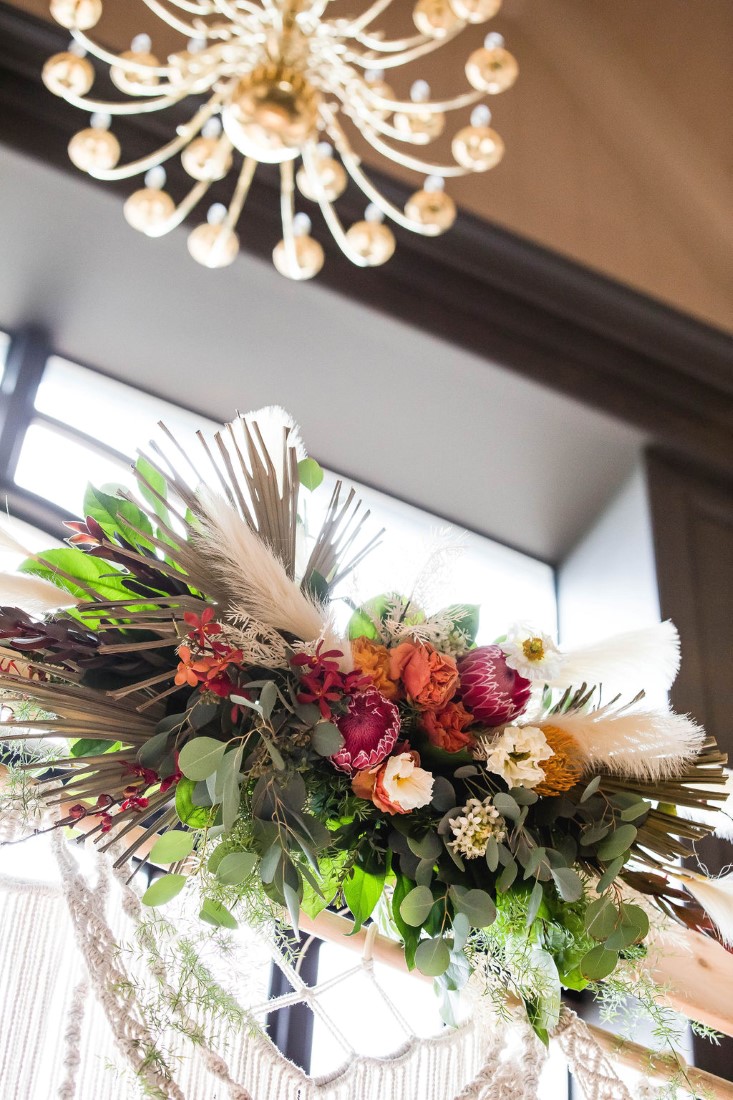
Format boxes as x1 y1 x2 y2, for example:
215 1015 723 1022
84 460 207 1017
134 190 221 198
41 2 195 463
42 0 518 279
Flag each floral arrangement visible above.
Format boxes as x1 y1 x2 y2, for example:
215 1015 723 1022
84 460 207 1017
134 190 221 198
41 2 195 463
1 406 731 1040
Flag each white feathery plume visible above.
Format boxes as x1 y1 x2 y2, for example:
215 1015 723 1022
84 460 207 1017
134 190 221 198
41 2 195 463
194 489 349 661
677 870 733 946
549 621 680 699
676 768 733 840
544 705 705 781
0 523 32 558
0 572 80 615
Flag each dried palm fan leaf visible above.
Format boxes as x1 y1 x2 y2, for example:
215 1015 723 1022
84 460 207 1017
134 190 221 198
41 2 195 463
303 481 385 590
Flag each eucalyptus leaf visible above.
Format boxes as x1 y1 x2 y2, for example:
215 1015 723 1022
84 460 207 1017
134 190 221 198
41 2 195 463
493 792 521 821
551 867 584 903
431 776 456 812
149 830 194 865
142 873 186 907
580 776 602 803
298 457 324 491
190 701 220 731
526 880 544 927
260 843 283 885
580 945 619 981
449 887 496 928
415 859 434 888
179 736 227 782
485 838 500 873
497 859 518 893
451 911 471 952
200 898 238 929
311 721 344 757
407 832 443 861
259 681 278 721
399 885 435 928
596 824 637 861
453 765 479 779
414 937 451 978
138 730 172 770
595 856 626 894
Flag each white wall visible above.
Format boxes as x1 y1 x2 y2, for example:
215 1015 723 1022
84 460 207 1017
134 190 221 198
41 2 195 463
557 464 660 645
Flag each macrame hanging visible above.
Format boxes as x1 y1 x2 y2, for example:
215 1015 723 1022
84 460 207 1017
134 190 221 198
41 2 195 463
0 807 667 1100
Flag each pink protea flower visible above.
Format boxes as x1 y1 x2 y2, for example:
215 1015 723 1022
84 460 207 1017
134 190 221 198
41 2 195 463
457 645 531 727
331 688 401 775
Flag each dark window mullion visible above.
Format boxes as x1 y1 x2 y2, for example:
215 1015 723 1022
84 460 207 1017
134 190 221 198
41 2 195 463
0 326 49 482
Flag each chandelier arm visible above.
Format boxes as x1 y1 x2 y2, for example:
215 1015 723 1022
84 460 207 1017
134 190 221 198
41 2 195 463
299 146 370 266
58 86 203 115
138 0 204 37
338 103 437 146
361 87 484 114
359 124 473 177
353 31 431 53
144 179 213 237
346 29 463 70
86 97 225 179
214 0 267 30
70 29 179 77
222 155 258 230
160 0 217 14
322 123 442 236
279 159 300 271
340 0 396 38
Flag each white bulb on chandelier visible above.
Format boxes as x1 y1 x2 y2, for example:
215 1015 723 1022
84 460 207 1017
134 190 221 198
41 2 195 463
316 141 333 159
292 213 312 237
364 203 384 223
187 37 206 54
131 33 153 54
202 116 222 138
89 111 111 131
364 68 385 85
470 104 492 127
410 79 431 103
68 40 87 58
484 31 504 48
207 203 228 226
144 165 166 190
424 174 445 192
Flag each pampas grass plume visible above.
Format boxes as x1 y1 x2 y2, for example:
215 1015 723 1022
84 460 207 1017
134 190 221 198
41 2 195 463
545 706 705 781
551 621 680 698
679 871 733 947
0 573 80 615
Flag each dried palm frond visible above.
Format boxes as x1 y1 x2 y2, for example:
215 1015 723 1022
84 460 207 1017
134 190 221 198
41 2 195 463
303 480 384 590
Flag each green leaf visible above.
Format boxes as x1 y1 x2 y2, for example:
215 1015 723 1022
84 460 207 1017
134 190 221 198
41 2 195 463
449 887 496 928
149 830 195 865
218 746 244 833
343 865 386 929
283 880 301 934
451 911 471 952
399 885 435 928
311 722 344 757
605 904 649 950
486 838 500 872
497 860 518 893
414 937 451 978
407 832 443 861
200 898 238 929
551 867 584 903
259 681 278 721
175 778 212 828
19 548 133 603
430 776 456 812
83 484 154 548
179 736 227 781
190 701 220 731
595 856 626 893
596 824 637 861
526 880 544 927
347 606 380 641
70 738 116 758
580 776 602 803
260 844 283 885
135 455 170 527
138 729 172 770
580 945 619 981
619 800 649 823
585 897 618 941
142 873 186 907
298 457 324 491
493 792 521 821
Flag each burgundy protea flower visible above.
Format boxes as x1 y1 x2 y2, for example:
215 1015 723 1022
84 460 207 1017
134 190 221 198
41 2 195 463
457 645 531 727
330 688 401 775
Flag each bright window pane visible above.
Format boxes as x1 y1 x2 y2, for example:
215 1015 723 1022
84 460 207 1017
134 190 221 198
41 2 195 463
14 422 137 515
34 356 220 458
309 473 557 641
0 331 9 386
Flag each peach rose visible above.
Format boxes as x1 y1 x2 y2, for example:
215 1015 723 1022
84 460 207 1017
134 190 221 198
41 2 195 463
352 750 434 815
420 701 476 753
389 642 459 709
351 637 399 701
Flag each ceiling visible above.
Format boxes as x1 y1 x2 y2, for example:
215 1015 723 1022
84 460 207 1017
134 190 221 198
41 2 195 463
9 0 733 334
0 144 644 564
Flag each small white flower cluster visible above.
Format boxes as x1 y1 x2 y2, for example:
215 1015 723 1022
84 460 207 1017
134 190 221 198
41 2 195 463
449 797 507 860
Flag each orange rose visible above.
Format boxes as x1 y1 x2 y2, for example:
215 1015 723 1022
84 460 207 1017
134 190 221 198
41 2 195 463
352 750 434 815
420 701 475 753
351 637 399 701
389 642 458 709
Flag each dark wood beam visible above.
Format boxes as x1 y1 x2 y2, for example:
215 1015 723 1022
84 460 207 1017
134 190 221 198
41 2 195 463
1 1 732 477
